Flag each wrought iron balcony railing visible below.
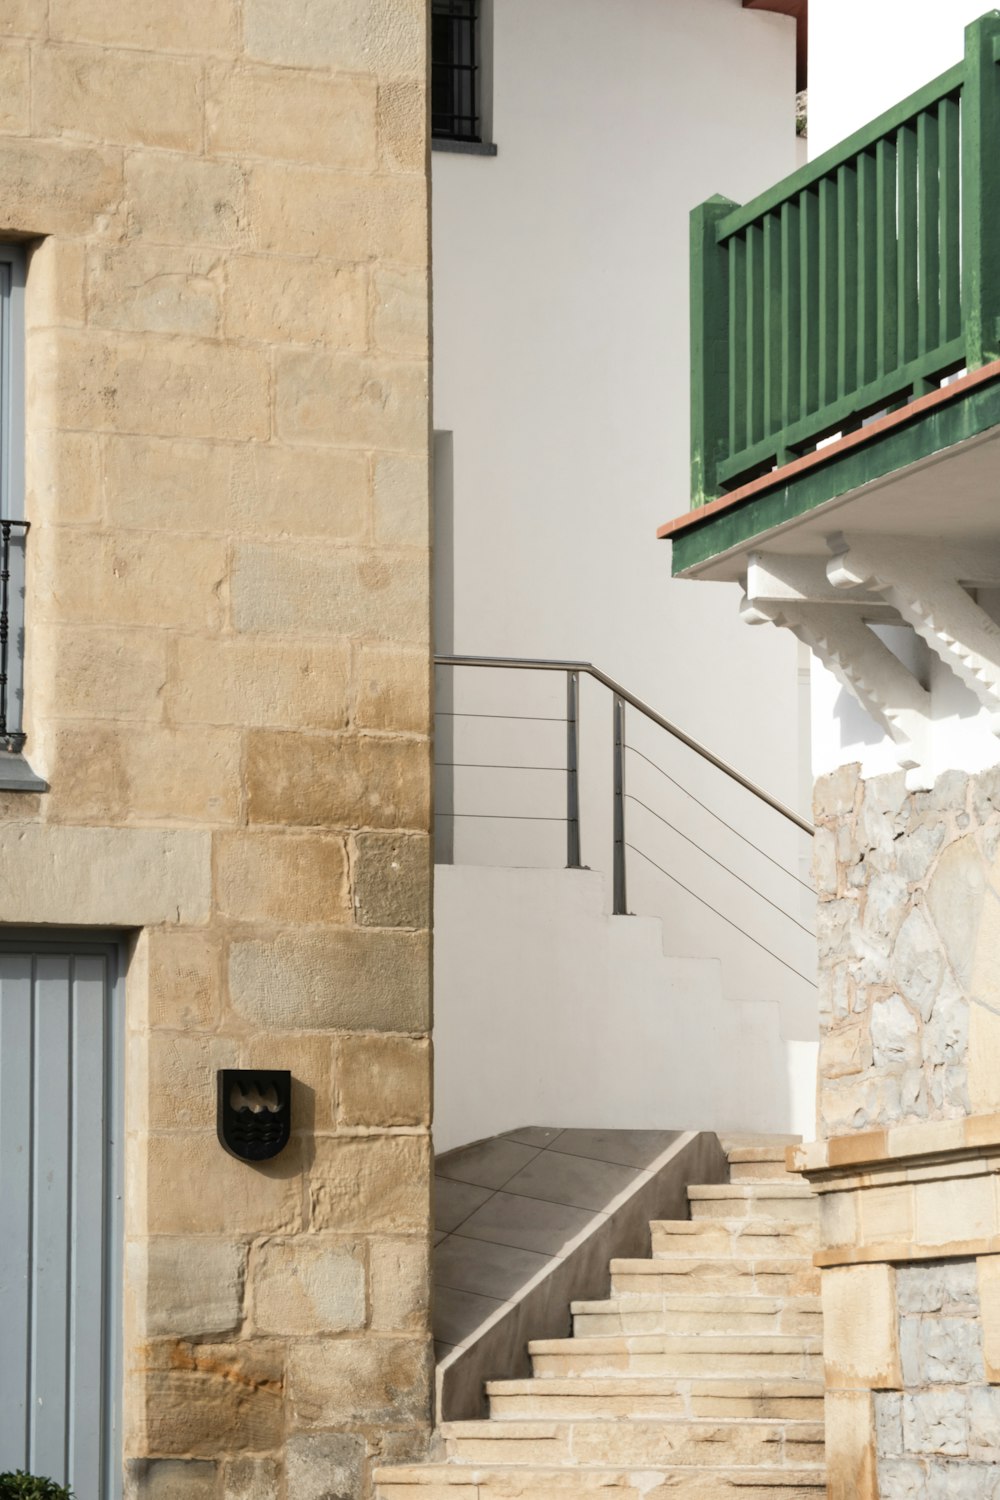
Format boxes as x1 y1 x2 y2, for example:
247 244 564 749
691 12 1000 507
1 519 27 752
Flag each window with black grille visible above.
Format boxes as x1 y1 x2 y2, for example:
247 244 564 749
432 0 482 143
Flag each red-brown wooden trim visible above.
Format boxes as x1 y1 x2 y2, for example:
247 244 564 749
657 358 1000 542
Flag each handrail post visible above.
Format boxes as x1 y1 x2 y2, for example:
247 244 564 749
690 194 738 508
962 12 1000 368
566 670 581 869
612 694 628 915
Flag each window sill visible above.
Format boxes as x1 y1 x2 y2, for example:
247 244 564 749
0 752 48 792
432 138 498 157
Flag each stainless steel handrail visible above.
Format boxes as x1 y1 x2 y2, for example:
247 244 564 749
434 653 813 837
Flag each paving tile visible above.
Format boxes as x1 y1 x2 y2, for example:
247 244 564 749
434 1232 553 1300
436 1136 541 1190
502 1126 565 1149
458 1190 597 1256
434 1175 493 1234
554 1128 681 1169
433 1283 504 1346
502 1148 641 1211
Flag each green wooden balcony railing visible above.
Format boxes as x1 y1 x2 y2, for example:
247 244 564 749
691 11 1000 508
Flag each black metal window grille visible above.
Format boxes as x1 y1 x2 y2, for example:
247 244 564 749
432 0 481 143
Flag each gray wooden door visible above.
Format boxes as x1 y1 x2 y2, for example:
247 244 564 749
0 936 123 1499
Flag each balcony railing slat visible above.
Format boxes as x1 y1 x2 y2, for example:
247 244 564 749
746 221 765 447
856 150 878 391
728 231 747 458
939 94 961 345
962 13 1000 369
897 121 919 368
875 136 899 382
837 160 859 402
818 176 838 412
780 198 801 435
799 187 819 416
917 107 941 366
764 211 782 444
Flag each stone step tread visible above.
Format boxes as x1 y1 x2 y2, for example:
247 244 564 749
570 1295 821 1314
651 1218 816 1232
726 1147 796 1163
528 1335 821 1356
442 1420 825 1439
375 1463 826 1491
487 1380 825 1397
611 1257 816 1274
688 1185 813 1200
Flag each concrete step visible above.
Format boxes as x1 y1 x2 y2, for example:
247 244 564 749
688 1185 817 1223
527 1333 822 1380
440 1416 824 1469
486 1376 825 1422
571 1293 822 1338
611 1257 821 1298
375 1463 826 1497
651 1218 818 1260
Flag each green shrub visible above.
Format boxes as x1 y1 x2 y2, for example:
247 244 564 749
0 1474 74 1500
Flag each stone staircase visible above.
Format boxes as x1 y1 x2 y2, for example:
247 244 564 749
375 1140 825 1498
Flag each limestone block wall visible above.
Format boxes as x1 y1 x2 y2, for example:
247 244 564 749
813 765 1000 1138
0 2 432 1497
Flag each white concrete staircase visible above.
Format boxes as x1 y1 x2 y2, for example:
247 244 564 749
375 1140 825 1498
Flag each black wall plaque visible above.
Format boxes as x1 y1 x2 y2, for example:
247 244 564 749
217 1069 292 1162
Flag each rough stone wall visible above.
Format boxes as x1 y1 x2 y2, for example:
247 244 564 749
875 1261 1000 1496
0 3 432 1497
813 764 1000 1137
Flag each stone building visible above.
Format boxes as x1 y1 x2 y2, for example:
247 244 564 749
0 2 433 1497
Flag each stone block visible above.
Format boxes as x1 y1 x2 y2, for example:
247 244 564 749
978 1255 1000 1380
25 428 101 524
860 1184 915 1245
373 453 430 548
0 43 29 134
1 1 45 37
824 1387 879 1500
969 1385 1000 1456
335 1033 431 1127
215 830 350 924
50 0 238 50
224 254 366 349
287 1334 430 1427
0 139 121 235
0 825 211 926
104 435 370 541
125 152 248 250
86 245 222 337
145 927 221 1030
245 731 429 831
920 1317 984 1385
378 75 425 171
228 929 430 1032
820 1023 869 1079
891 908 945 1022
875 1392 903 1457
251 1236 365 1334
285 1433 366 1500
813 826 838 896
924 981 969 1067
33 527 228 631
125 1460 218 1500
144 1134 303 1235
353 832 430 928
207 63 377 168
822 1263 901 1389
898 821 947 884
915 1174 996 1248
247 163 426 262
122 725 242 825
355 645 431 733
34 726 119 822
231 541 429 644
927 835 986 989
308 1135 431 1234
33 45 202 150
170 636 351 733
130 1237 246 1338
875 1456 925 1498
222 1457 281 1500
820 1188 859 1247
373 266 429 357
968 1000 1000 1114
276 349 427 451
902 1389 968 1455
144 1031 239 1130
814 763 862 820
243 0 424 75
369 1238 431 1332
135 1340 284 1457
32 329 269 441
34 624 168 721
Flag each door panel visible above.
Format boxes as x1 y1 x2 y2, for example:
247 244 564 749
0 939 123 1500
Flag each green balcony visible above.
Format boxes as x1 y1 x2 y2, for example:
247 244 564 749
664 11 1000 580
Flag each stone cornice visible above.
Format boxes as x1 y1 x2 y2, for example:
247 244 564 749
789 1113 1000 1180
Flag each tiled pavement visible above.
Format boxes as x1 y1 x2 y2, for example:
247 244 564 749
433 1127 681 1358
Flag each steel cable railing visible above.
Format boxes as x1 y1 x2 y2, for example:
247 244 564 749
434 653 815 987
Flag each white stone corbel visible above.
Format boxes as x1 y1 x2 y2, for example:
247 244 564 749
827 533 1000 724
741 594 930 769
746 551 893 610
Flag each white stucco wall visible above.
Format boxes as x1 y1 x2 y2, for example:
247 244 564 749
808 0 1000 785
431 0 815 1146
